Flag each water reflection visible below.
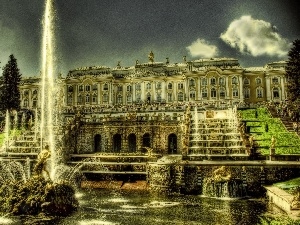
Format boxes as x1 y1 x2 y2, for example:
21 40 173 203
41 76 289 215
2 189 271 225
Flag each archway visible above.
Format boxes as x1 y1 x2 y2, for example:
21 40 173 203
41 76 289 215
168 133 177 154
128 133 136 153
142 133 151 147
94 134 101 152
113 134 122 153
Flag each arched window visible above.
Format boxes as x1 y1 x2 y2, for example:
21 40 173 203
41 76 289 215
94 134 102 152
117 95 123 104
219 77 225 85
256 87 263 98
178 92 184 101
136 83 141 90
243 88 250 99
23 99 29 107
157 93 162 102
256 78 262 85
103 83 108 91
168 83 172 89
178 83 183 89
92 94 97 103
85 85 91 92
32 98 38 108
146 83 151 89
147 92 151 103
117 85 123 92
103 94 108 102
127 94 132 103
92 84 98 91
202 88 208 98
233 88 239 97
85 94 90 103
78 85 83 92
202 78 207 86
127 85 132 92
168 134 177 154
273 87 280 98
77 95 82 104
220 88 225 98
156 82 162 89
211 77 216 85
24 90 29 96
244 78 250 85
189 79 195 86
67 95 73 104
211 88 217 98
142 133 151 147
33 89 38 95
167 93 172 101
113 134 122 153
272 77 279 84
232 77 238 84
128 134 136 153
136 93 141 102
190 91 196 100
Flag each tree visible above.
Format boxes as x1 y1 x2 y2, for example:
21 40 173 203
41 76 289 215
286 39 300 103
0 55 22 111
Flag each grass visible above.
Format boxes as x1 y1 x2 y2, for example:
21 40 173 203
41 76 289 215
0 129 24 147
274 177 300 192
239 107 300 155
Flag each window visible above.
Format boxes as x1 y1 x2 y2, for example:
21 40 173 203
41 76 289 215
211 88 216 98
103 94 108 102
136 93 141 102
243 88 250 99
178 83 184 89
256 78 262 85
244 78 250 85
92 94 97 103
233 89 239 97
127 94 132 103
67 95 73 104
78 95 83 104
272 77 279 84
178 92 184 101
168 93 172 101
202 89 208 98
220 88 225 98
257 88 263 98
273 88 280 98
24 90 29 96
117 95 123 104
189 79 195 86
157 93 162 102
202 78 207 86
103 83 108 91
147 93 151 103
136 83 141 91
117 86 123 92
156 82 162 89
23 99 29 107
85 85 91 92
33 89 38 95
127 85 132 92
232 77 238 84
190 91 196 100
85 94 90 103
92 84 97 91
219 77 225 85
168 83 172 89
79 85 83 92
146 83 151 89
32 98 37 108
211 77 216 85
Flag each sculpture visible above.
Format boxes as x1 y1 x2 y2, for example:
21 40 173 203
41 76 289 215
33 145 51 179
270 136 276 149
213 166 232 182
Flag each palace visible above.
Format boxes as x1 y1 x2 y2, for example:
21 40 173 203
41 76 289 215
16 52 287 156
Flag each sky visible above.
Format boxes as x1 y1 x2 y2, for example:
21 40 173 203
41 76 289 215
0 0 299 77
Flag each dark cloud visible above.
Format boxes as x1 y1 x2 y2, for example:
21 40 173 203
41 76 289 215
0 0 299 76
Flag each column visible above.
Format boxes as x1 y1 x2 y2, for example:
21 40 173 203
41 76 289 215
141 82 145 102
280 76 285 100
162 81 166 102
265 75 271 101
239 76 244 102
109 82 113 104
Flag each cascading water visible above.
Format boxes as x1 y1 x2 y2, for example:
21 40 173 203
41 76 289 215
41 0 57 180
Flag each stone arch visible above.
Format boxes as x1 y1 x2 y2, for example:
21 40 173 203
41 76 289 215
168 133 177 154
113 134 122 153
94 134 102 152
128 133 137 153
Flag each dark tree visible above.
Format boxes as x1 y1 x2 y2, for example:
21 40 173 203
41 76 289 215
286 39 300 103
0 55 22 111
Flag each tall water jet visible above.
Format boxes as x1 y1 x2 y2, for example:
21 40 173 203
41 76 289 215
41 0 56 180
3 110 10 152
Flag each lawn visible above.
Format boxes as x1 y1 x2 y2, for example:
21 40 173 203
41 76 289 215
239 108 300 155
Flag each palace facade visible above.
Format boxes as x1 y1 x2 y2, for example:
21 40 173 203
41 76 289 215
16 53 287 155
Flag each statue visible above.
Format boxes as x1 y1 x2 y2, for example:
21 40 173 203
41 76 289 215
213 166 232 182
33 145 51 179
148 51 154 63
270 136 276 149
249 136 254 147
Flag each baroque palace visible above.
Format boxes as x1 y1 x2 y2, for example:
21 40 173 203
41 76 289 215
17 52 287 156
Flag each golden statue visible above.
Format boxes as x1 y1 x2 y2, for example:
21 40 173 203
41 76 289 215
33 145 51 179
213 166 232 182
148 51 154 63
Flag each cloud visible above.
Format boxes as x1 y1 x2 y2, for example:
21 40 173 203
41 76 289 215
220 15 290 57
186 38 218 58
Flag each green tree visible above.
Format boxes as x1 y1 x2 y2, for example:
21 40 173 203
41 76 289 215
286 39 300 103
0 55 22 111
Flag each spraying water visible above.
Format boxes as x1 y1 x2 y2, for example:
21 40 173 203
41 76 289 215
3 110 10 152
41 0 56 180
